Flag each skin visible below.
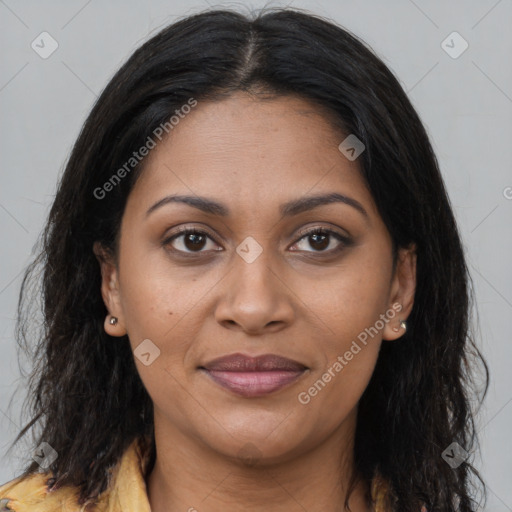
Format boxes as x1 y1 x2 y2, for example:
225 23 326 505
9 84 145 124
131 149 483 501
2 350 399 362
94 91 416 512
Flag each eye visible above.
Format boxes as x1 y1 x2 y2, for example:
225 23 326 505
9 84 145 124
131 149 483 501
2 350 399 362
163 225 351 257
290 227 350 254
163 227 222 254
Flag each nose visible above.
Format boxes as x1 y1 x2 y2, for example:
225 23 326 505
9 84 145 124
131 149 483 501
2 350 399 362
214 246 295 335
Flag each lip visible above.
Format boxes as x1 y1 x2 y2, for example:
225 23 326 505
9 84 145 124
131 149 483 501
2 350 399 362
199 353 308 398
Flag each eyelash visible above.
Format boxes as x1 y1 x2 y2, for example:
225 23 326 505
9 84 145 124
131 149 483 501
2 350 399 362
162 226 352 258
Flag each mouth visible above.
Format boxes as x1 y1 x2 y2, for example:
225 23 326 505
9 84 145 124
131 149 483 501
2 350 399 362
199 353 308 398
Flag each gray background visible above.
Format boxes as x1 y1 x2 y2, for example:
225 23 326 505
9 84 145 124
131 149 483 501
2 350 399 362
0 0 511 509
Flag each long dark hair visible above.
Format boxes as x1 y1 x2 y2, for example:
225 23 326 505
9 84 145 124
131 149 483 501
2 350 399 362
7 7 488 511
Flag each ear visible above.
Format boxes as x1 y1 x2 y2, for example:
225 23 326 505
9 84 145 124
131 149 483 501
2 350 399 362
93 241 127 337
383 243 417 341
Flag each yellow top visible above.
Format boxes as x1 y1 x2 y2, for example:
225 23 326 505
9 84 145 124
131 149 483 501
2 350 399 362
0 437 394 511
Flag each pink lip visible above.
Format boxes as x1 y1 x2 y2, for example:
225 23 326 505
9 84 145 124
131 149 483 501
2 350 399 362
199 353 308 397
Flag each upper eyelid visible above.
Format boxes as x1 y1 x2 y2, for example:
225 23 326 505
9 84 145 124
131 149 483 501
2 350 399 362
294 225 348 240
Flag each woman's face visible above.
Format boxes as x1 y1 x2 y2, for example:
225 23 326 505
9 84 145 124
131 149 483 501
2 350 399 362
96 91 416 465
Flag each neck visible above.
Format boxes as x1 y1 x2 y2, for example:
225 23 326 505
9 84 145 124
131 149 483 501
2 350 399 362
146 408 371 512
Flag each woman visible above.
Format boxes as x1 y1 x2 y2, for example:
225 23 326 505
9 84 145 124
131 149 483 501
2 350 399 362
0 7 488 512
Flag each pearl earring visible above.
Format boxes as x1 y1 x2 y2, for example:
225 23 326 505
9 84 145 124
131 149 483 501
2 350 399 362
109 316 118 325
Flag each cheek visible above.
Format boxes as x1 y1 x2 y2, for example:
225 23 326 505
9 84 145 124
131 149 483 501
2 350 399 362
116 250 219 401
293 252 390 409
299 252 392 346
117 237 204 341
296 276 386 426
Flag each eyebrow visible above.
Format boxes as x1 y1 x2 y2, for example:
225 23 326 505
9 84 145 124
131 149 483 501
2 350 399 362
145 192 369 220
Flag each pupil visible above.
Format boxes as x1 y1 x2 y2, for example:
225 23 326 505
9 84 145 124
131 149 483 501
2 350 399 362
310 233 329 251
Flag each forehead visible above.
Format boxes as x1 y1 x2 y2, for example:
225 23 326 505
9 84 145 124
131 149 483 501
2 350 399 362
127 92 376 219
